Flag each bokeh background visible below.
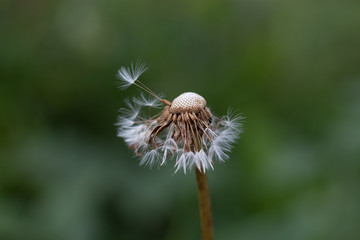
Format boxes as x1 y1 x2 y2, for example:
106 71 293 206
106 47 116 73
1 0 360 239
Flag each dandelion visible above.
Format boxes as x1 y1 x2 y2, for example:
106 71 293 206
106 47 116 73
116 67 242 173
116 61 242 240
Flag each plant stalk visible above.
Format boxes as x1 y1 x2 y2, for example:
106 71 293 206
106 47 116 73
195 168 214 240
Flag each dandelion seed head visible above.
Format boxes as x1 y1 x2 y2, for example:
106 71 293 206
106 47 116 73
116 62 242 173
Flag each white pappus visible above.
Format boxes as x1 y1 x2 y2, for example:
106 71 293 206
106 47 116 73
116 61 242 173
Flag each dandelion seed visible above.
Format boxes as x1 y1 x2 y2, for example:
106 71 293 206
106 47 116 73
116 60 149 89
116 62 242 173
133 93 163 108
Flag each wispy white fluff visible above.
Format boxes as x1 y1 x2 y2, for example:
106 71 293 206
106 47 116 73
133 93 162 108
160 138 178 165
116 98 156 151
174 150 214 173
210 113 242 161
175 151 189 173
117 61 148 89
140 149 160 167
118 123 150 150
193 150 213 173
117 99 141 122
202 128 217 146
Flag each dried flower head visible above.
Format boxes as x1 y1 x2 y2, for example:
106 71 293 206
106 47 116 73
116 61 242 173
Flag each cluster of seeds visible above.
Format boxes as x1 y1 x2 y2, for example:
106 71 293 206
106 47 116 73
116 62 241 173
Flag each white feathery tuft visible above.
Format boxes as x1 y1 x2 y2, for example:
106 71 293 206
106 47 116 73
160 138 177 165
193 150 211 173
210 113 242 161
174 150 215 174
140 149 160 167
133 93 162 108
202 128 217 146
118 123 149 149
116 98 156 151
117 99 141 122
116 60 148 89
175 151 188 173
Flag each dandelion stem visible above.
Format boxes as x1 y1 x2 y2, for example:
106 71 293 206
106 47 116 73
195 168 214 240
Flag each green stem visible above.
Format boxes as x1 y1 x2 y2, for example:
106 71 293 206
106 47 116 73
195 168 214 240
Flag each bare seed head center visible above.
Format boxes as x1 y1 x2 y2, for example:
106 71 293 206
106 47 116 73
169 92 206 113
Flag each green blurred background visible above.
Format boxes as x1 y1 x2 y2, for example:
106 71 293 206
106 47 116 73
1 0 360 239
